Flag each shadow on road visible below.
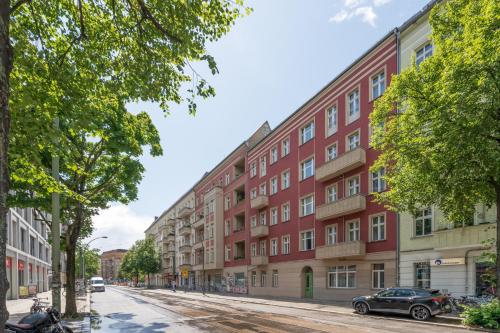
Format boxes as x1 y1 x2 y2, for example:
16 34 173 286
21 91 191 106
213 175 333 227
91 310 169 333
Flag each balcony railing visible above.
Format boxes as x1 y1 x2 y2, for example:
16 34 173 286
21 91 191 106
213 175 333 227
251 255 268 266
193 217 205 229
178 206 194 218
316 147 366 182
179 244 192 253
316 194 366 221
250 195 269 209
315 240 366 259
167 218 177 226
163 234 175 243
179 225 192 236
250 225 269 238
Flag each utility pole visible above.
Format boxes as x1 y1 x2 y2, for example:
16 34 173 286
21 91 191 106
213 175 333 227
51 117 61 311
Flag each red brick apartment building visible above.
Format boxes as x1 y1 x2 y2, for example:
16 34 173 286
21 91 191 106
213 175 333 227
148 29 399 300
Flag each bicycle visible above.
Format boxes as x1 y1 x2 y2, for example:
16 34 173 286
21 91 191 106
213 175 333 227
30 295 50 314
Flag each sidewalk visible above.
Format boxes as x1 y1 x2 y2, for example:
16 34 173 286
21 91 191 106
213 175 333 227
129 286 464 326
7 290 91 333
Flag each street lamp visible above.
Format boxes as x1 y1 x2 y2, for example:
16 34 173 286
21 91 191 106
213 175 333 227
81 236 108 289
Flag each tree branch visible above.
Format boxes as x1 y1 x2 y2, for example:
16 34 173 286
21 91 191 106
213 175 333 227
136 0 182 44
10 0 31 13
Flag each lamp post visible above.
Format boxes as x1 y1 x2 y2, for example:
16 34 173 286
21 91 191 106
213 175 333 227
81 236 108 290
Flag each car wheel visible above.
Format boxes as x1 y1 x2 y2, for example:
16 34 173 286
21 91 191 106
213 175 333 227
355 302 369 315
411 305 430 321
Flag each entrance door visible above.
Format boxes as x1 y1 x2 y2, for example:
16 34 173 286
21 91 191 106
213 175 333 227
305 272 313 298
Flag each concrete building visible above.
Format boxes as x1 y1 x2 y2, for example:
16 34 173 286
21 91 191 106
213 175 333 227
100 249 127 281
6 208 51 299
397 1 497 297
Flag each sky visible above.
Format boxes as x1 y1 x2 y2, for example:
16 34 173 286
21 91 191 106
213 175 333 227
86 0 431 252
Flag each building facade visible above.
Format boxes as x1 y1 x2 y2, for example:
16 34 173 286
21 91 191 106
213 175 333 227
6 208 51 300
100 249 127 281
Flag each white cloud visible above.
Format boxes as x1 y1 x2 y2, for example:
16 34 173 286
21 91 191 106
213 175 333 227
330 0 391 27
85 204 153 252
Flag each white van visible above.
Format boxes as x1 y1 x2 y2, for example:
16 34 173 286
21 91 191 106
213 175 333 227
90 276 105 292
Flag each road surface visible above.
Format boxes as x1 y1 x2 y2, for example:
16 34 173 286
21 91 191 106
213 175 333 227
90 286 473 332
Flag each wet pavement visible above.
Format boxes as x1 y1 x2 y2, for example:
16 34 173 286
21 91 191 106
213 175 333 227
90 286 475 332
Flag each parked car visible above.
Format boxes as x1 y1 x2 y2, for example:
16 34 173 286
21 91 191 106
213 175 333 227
90 277 105 292
352 288 448 321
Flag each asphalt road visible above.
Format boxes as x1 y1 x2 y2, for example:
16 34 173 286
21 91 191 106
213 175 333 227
90 286 474 333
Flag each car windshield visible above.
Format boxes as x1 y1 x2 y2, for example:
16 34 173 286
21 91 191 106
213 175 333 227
92 279 103 285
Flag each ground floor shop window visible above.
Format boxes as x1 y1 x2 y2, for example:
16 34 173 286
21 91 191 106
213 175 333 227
475 261 495 296
251 271 256 287
261 271 267 287
272 270 278 288
328 265 356 288
372 263 384 289
415 262 430 288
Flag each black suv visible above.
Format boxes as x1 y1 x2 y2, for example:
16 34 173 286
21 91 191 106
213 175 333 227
352 288 448 321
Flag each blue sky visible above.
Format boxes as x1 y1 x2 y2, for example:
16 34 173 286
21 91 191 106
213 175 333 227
89 0 431 252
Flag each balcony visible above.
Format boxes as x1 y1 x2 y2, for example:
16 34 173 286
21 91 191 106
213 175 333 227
250 195 269 209
250 225 269 238
193 217 205 229
316 147 366 182
179 225 192 236
163 234 175 243
167 218 177 226
192 264 203 271
315 241 366 259
316 194 366 221
193 241 203 250
179 244 192 253
179 263 191 270
178 206 194 218
251 255 268 266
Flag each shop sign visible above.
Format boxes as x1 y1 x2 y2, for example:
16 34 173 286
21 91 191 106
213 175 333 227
19 286 28 297
28 285 37 296
431 258 465 266
181 269 189 278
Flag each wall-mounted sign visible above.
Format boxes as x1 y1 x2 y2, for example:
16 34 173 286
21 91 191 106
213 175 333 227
431 258 465 266
19 286 28 297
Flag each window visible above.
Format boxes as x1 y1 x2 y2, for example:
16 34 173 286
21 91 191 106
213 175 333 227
225 195 231 210
259 240 266 255
347 176 360 196
326 105 337 136
371 168 386 192
282 235 290 254
328 265 356 288
281 170 290 190
371 71 385 99
270 147 278 164
250 162 257 178
415 207 432 236
225 173 231 186
282 138 290 157
347 220 360 241
259 183 266 195
300 230 314 251
260 271 267 287
326 225 337 245
282 203 290 222
250 215 257 228
251 271 257 287
250 188 257 199
371 215 386 241
372 263 385 289
416 42 433 66
270 239 278 256
260 156 267 177
256 213 265 227
327 185 337 203
300 122 315 144
300 195 314 216
225 245 231 261
415 262 431 289
251 243 257 257
347 89 360 123
347 131 360 151
272 270 279 288
301 157 314 180
225 220 231 236
326 143 337 161
270 208 278 225
270 177 278 195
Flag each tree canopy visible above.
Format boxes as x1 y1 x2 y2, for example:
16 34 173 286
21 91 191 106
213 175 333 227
370 0 500 296
120 238 160 287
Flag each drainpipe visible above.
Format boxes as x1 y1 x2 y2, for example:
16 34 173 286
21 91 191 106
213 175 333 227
464 246 486 296
395 27 401 288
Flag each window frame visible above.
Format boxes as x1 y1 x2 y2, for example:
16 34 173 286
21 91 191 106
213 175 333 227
415 207 433 237
270 238 278 256
270 176 278 195
328 265 357 289
326 183 338 204
281 137 290 157
346 219 360 242
270 207 278 225
372 263 385 289
299 156 315 181
299 120 315 145
345 174 361 197
281 169 290 190
299 229 315 251
325 142 338 162
281 202 291 222
325 103 338 137
415 42 433 66
300 194 315 217
370 213 386 242
369 67 387 101
270 146 278 164
260 155 267 177
346 129 361 151
326 224 338 245
370 167 386 193
282 234 290 254
345 85 361 124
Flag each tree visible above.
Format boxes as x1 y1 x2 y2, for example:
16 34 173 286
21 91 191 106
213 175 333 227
76 247 101 280
370 0 500 297
136 237 161 288
120 242 140 285
2 0 248 326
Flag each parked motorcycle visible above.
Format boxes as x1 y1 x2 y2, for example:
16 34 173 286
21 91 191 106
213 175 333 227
5 307 73 333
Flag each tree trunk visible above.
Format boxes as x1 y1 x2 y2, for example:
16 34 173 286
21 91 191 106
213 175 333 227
0 1 12 331
496 183 500 299
64 242 78 317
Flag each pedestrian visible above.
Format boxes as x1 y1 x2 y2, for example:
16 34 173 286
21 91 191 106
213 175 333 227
172 280 176 293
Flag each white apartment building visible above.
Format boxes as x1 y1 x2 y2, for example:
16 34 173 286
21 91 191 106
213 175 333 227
6 207 52 300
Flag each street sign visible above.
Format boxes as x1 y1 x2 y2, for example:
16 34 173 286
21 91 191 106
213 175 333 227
431 258 465 266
